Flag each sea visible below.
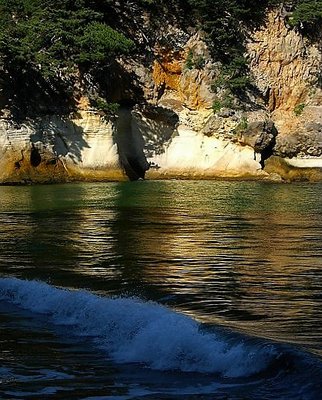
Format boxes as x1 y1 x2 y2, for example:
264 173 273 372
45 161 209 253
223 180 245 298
0 180 321 399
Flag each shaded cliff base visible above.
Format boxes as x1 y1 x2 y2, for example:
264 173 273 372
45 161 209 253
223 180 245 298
146 161 322 183
1 109 322 185
2 150 322 185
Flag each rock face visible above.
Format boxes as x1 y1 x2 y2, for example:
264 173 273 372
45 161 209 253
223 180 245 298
0 112 125 184
132 106 266 179
1 9 322 183
248 10 322 168
248 12 321 113
152 33 216 110
237 120 278 168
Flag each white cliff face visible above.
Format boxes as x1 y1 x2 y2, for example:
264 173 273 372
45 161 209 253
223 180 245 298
131 108 266 179
67 112 120 170
149 125 263 178
0 111 125 183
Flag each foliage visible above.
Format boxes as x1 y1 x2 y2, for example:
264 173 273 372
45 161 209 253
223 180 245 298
234 116 249 133
194 55 205 69
91 98 119 116
294 103 305 116
212 57 251 94
212 99 222 113
187 0 280 95
212 93 234 113
0 0 134 76
185 49 194 70
289 1 322 30
185 49 205 70
0 0 135 116
77 23 134 65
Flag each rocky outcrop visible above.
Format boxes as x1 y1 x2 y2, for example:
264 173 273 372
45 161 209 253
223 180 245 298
237 120 278 168
152 33 216 110
248 11 321 114
247 9 322 170
243 9 322 178
0 112 126 184
1 8 322 183
133 106 268 179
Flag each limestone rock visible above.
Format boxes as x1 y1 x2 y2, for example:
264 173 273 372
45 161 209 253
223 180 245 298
131 105 179 158
152 32 216 110
264 155 322 182
248 11 321 113
275 125 322 158
238 120 278 153
0 112 125 184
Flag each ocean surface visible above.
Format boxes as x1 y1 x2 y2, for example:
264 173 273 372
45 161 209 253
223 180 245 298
0 180 321 399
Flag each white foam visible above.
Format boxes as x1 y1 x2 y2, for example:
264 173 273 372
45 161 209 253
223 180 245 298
0 277 276 377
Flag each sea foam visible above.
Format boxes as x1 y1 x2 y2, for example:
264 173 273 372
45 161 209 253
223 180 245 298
0 277 277 377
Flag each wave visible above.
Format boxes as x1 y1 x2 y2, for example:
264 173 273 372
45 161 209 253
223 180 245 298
0 277 281 378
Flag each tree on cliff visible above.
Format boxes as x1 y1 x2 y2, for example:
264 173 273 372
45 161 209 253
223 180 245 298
0 0 134 75
0 0 135 116
0 0 320 117
288 0 322 31
185 0 280 93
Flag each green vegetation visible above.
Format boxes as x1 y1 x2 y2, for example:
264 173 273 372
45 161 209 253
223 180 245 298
294 103 305 116
234 116 249 133
185 1 322 101
185 49 194 70
185 49 205 70
0 0 135 117
212 93 234 113
288 1 322 31
187 0 280 96
212 99 223 113
212 58 251 94
91 98 119 116
77 23 134 65
0 0 134 75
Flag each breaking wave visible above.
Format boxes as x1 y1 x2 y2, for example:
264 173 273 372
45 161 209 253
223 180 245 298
0 277 286 378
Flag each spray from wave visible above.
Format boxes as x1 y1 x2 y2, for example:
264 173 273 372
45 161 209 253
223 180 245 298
0 277 278 378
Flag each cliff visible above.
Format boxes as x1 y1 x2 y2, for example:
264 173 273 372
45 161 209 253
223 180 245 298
1 3 322 183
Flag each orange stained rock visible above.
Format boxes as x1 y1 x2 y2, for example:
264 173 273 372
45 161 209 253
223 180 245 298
152 59 182 91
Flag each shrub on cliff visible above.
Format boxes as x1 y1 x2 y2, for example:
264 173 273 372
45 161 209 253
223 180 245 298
187 0 280 95
0 0 134 75
0 0 135 117
77 22 135 65
289 0 322 31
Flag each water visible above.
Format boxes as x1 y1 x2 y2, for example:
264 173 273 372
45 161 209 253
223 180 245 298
0 180 321 399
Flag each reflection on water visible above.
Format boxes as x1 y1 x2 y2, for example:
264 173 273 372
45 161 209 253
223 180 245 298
0 181 322 357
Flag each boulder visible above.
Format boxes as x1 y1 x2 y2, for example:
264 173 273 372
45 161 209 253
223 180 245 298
275 123 322 158
238 120 278 153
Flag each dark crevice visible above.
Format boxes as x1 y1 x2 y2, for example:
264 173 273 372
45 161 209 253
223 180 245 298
30 144 42 167
115 107 149 181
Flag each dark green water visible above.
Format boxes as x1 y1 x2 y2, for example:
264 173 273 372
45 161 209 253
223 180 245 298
0 180 321 399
